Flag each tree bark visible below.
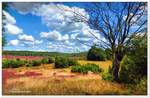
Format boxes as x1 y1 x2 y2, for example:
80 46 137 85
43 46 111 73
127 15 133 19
112 52 124 81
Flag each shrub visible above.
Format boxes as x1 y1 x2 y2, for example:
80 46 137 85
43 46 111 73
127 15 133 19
31 60 41 66
71 63 102 74
55 57 69 68
41 57 49 64
102 72 113 81
48 57 54 63
135 77 147 94
26 60 41 67
11 59 26 68
2 59 11 68
87 45 106 61
2 59 26 68
68 59 80 66
118 34 147 84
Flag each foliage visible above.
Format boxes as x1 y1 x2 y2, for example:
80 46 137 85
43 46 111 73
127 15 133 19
105 48 112 60
102 65 113 81
55 57 69 68
119 34 147 83
68 59 80 66
26 60 41 67
134 77 147 94
2 59 26 68
2 2 8 48
87 45 106 61
41 57 54 64
30 60 42 66
71 63 103 74
2 60 11 68
102 72 113 81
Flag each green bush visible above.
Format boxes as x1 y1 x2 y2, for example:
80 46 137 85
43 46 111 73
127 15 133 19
55 57 69 68
119 34 147 84
71 63 102 74
87 45 106 61
41 57 54 64
2 59 11 68
48 57 54 63
41 57 49 64
68 59 80 66
102 72 113 81
31 60 41 66
135 77 147 94
2 59 26 68
26 60 41 67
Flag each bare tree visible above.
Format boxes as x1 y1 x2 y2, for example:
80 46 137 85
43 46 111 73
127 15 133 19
59 2 147 80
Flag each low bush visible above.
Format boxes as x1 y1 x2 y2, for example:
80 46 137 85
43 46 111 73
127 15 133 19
134 77 147 94
48 57 54 63
71 63 103 74
26 60 41 67
41 57 54 64
2 59 26 68
31 60 41 66
68 59 80 66
41 57 49 64
2 60 11 68
102 72 113 81
55 57 69 68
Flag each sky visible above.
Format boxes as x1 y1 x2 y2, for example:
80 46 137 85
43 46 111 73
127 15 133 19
2 2 146 53
3 2 104 53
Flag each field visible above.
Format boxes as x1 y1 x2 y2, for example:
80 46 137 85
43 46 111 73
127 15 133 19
2 54 145 95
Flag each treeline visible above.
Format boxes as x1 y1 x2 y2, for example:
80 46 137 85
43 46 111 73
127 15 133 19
2 51 87 60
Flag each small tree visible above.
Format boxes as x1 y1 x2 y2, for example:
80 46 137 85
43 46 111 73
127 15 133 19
119 33 147 83
2 2 8 49
87 45 106 61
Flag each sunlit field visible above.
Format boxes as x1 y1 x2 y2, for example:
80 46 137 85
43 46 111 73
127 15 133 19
2 59 146 95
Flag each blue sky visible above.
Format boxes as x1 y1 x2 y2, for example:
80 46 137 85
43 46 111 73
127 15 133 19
3 2 103 53
3 2 146 53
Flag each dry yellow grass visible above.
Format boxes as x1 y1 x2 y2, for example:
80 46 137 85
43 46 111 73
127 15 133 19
3 76 129 95
78 60 112 72
3 60 145 95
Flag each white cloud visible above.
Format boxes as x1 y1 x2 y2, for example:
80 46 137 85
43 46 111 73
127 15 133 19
10 3 89 34
35 40 43 44
3 11 23 35
40 31 61 40
4 24 23 35
9 39 19 46
18 34 34 41
3 10 16 24
10 2 40 15
40 31 69 41
8 3 106 53
62 34 69 40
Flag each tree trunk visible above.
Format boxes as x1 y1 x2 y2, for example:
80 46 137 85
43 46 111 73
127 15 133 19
112 52 124 81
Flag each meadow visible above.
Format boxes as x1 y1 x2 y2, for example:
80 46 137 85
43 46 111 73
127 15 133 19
2 51 146 95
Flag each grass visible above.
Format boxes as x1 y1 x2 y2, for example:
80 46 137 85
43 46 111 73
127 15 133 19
2 60 146 95
78 60 112 72
3 76 129 95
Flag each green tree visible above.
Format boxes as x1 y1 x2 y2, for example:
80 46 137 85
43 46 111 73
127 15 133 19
87 45 106 61
119 33 147 83
2 2 8 49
